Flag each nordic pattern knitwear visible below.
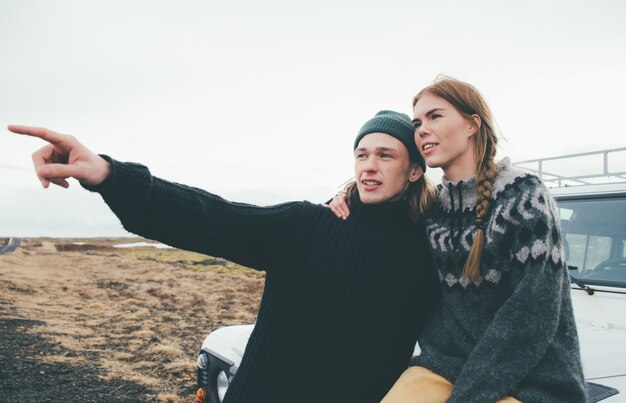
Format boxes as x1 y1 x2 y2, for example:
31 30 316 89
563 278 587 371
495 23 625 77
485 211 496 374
85 156 439 403
411 158 586 402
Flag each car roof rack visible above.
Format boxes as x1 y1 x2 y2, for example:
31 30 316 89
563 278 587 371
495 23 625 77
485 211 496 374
513 147 626 188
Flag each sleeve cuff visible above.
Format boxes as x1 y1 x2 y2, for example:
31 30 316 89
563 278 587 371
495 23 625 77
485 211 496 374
79 155 154 232
80 154 117 193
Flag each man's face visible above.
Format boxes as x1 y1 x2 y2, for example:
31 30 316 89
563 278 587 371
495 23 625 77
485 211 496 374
354 132 422 204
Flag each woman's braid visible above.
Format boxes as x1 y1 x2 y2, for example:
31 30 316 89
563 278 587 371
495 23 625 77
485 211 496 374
475 157 496 229
462 150 497 281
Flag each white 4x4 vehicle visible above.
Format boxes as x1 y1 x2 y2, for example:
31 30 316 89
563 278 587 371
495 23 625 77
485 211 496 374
194 148 626 403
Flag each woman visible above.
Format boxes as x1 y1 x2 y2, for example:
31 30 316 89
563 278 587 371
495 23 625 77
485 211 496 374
330 77 586 402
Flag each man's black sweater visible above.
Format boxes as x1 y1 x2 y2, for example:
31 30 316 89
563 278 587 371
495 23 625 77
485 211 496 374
87 158 439 403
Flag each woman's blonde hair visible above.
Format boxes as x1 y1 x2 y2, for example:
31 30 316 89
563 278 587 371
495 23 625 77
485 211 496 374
342 173 437 222
413 76 498 281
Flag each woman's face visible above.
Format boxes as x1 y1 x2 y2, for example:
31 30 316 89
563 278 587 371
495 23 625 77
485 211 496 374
412 92 480 181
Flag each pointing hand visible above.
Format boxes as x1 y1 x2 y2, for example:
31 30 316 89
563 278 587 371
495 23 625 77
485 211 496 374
8 125 111 188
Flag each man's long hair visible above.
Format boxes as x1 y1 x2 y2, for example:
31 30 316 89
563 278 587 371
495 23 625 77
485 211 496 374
342 174 437 222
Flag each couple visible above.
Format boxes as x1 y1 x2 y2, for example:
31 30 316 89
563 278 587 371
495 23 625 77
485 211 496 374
9 77 586 402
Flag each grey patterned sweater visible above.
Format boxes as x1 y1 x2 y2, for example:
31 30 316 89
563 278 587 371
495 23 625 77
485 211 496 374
411 159 586 402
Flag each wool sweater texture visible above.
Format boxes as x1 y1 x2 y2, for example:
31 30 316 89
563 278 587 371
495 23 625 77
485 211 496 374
411 159 586 402
87 157 439 403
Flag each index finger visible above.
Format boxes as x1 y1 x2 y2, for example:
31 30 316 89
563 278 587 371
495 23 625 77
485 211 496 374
7 125 67 145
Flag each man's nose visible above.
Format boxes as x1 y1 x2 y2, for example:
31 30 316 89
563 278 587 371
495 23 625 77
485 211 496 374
363 157 378 172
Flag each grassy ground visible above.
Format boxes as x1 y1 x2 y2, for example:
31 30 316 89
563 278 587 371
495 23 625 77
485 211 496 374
0 238 264 402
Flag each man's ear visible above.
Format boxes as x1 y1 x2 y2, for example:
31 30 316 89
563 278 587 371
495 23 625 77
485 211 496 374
408 165 423 183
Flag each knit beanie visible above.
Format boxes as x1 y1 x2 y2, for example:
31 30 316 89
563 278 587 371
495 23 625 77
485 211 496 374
354 110 425 171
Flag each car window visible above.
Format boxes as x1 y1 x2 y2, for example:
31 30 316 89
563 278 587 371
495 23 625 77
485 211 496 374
565 233 613 270
557 196 626 287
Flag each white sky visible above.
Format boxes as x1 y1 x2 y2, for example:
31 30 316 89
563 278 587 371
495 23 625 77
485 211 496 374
1 0 625 237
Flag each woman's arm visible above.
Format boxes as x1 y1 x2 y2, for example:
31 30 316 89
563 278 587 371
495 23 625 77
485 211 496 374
327 192 350 219
448 180 577 402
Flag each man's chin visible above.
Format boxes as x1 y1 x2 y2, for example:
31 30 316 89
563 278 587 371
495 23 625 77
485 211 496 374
359 194 385 205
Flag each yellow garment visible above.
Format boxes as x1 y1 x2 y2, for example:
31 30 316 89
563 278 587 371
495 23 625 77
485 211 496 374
381 367 521 403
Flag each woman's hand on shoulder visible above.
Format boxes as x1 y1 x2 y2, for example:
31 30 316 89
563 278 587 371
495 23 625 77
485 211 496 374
327 191 350 220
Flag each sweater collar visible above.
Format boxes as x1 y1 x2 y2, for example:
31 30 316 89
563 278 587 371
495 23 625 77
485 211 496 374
349 190 416 235
437 158 515 213
439 174 478 213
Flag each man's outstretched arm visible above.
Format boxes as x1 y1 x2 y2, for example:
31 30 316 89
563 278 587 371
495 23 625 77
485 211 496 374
9 124 308 271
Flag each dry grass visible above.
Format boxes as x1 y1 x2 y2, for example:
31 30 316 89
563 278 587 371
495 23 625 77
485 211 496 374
0 238 265 401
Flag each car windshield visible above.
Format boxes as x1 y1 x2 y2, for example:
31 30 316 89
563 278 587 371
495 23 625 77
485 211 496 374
558 196 626 288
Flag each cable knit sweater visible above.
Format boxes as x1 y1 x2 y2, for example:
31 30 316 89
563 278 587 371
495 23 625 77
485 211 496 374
86 157 439 403
411 159 586 402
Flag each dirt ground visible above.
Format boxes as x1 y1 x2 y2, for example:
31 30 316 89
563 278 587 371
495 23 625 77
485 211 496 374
0 238 264 402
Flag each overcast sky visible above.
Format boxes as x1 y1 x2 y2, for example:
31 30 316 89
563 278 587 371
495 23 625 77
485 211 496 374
1 0 625 237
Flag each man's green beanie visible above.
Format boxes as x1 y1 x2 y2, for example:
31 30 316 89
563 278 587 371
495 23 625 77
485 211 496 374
353 110 425 171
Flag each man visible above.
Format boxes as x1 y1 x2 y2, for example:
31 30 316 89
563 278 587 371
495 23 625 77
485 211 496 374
9 110 438 403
